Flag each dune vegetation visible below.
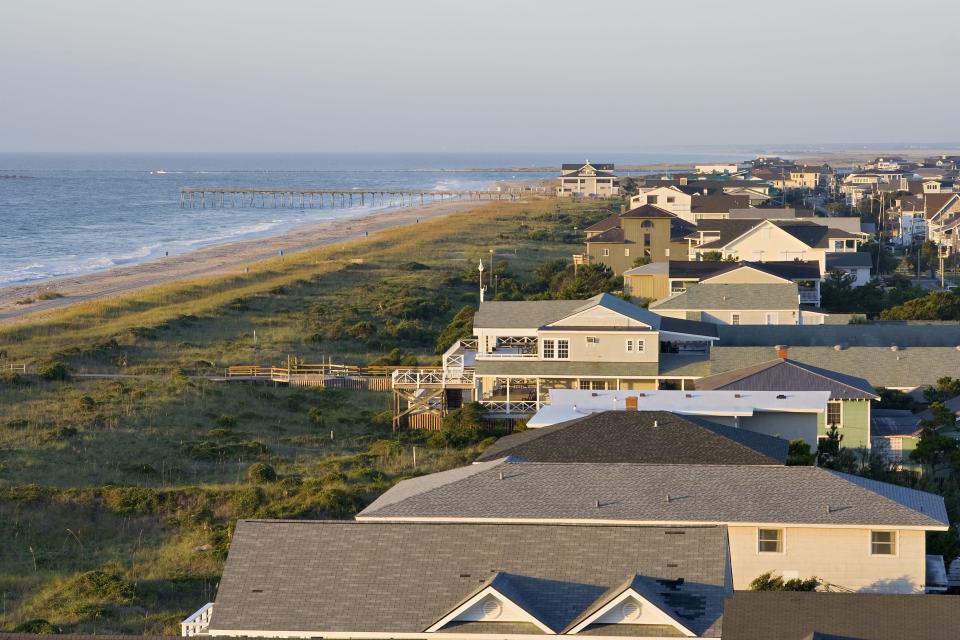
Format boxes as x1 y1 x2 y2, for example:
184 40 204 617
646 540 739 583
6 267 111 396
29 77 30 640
0 197 618 634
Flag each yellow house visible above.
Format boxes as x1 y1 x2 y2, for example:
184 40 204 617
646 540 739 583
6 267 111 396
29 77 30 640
584 204 694 273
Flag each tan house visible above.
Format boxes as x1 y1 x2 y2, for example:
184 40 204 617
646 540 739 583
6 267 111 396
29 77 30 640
557 162 620 197
359 459 949 594
649 282 801 325
583 204 694 273
687 219 862 272
925 192 960 250
623 260 822 305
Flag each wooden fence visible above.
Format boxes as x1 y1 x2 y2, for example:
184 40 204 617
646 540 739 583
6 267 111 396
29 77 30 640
224 362 402 391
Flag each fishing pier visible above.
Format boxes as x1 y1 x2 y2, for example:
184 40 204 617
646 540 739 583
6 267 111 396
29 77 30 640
178 187 517 209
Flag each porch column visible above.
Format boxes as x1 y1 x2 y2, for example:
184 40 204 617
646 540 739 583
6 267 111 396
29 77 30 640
536 377 541 408
680 379 685 390
506 377 511 414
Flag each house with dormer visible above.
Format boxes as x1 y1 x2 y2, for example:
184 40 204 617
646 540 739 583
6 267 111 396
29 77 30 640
557 162 620 198
192 519 729 638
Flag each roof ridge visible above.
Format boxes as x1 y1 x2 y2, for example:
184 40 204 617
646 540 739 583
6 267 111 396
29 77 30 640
820 469 944 524
782 359 878 397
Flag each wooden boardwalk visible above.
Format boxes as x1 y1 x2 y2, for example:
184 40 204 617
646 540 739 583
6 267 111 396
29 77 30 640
179 187 516 209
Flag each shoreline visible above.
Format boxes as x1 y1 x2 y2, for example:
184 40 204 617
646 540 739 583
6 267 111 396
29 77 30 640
0 198 489 324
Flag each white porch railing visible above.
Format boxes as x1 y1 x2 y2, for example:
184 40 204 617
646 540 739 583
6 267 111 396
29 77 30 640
392 368 475 387
476 352 540 359
799 290 819 304
479 400 540 415
181 602 214 637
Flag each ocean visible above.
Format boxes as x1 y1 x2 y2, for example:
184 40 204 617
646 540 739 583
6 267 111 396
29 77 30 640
0 152 730 286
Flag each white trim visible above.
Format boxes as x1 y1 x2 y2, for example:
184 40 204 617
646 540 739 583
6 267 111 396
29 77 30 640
756 527 786 555
425 585 553 634
566 588 696 637
869 529 899 557
355 515 946 531
209 631 684 640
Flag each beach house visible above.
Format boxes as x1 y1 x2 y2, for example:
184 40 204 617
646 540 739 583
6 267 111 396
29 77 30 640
557 162 620 198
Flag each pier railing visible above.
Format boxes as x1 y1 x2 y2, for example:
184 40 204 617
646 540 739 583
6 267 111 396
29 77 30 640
179 187 517 209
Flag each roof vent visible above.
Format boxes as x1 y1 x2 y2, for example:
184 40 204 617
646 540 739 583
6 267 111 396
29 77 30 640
482 598 502 619
591 392 599 397
890 344 899 352
685 393 693 398
498 472 504 481
621 600 641 621
734 393 742 398
776 394 787 399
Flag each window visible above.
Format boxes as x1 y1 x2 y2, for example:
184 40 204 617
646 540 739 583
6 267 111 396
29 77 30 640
625 339 634 353
758 528 784 553
667 196 675 203
648 195 659 204
765 312 778 325
636 339 645 352
586 336 599 345
602 248 610 257
871 530 896 555
543 339 555 359
643 233 652 247
557 339 569 359
731 313 741 325
833 240 844 251
624 248 630 257
827 400 842 427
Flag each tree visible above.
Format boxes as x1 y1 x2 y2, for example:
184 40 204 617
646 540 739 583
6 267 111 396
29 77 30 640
631 256 652 267
820 270 855 309
554 263 620 299
786 440 815 466
435 306 475 354
925 377 960 404
880 291 960 321
620 177 639 198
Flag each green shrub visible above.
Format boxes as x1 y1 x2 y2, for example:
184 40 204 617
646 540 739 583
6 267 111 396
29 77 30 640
347 321 376 340
231 486 264 517
247 463 277 483
216 414 238 428
397 261 430 271
0 369 24 387
103 486 160 515
70 570 137 602
38 361 70 381
37 291 65 300
13 619 59 633
749 571 818 591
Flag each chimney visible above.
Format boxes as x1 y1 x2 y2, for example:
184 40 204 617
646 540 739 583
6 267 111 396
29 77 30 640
775 344 789 359
625 396 638 412
680 177 688 186
621 204 626 213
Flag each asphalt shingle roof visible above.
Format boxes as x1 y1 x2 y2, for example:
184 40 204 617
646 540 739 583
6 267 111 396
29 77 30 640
475 411 788 465
721 592 960 640
359 461 948 528
693 358 878 400
210 520 729 637
473 294 663 330
650 283 799 311
714 323 960 347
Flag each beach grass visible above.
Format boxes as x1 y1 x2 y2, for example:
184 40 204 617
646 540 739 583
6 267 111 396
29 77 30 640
0 196 619 634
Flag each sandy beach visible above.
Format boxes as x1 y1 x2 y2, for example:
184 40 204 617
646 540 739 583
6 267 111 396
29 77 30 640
0 199 485 324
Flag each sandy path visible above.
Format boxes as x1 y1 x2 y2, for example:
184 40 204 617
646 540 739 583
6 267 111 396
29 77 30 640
0 199 483 324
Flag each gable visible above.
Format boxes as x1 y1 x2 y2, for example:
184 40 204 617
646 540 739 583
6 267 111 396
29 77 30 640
701 265 792 285
548 304 655 329
722 221 815 252
567 586 697 637
428 584 554 634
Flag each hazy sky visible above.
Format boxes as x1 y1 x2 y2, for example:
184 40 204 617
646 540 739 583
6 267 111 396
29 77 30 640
1 0 958 152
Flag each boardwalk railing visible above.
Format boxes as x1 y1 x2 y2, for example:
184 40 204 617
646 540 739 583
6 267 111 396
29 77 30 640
6 364 27 374
181 602 214 637
391 368 475 388
224 362 408 389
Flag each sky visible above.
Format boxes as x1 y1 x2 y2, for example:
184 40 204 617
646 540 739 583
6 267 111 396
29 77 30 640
1 0 958 152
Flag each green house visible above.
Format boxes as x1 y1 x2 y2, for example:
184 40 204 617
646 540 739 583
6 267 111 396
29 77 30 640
694 358 879 449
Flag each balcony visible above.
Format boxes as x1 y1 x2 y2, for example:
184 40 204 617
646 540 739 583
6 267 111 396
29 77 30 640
479 400 541 416
799 289 820 305
476 336 539 360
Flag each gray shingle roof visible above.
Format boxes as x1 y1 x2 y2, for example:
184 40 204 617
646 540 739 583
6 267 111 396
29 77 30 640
826 252 873 268
714 323 960 347
622 204 676 218
721 592 960 640
704 346 960 389
358 460 948 528
473 294 663 330
650 283 799 311
210 520 728 637
475 411 788 465
693 358 878 400
871 409 923 438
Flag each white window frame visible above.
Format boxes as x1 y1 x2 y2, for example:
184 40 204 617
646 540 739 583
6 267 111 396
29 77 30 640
602 248 610 257
765 312 778 325
586 336 599 345
636 339 645 352
624 248 630 257
542 339 555 359
757 528 785 555
625 339 634 353
556 339 570 360
870 530 897 556
731 313 741 325
827 400 843 428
